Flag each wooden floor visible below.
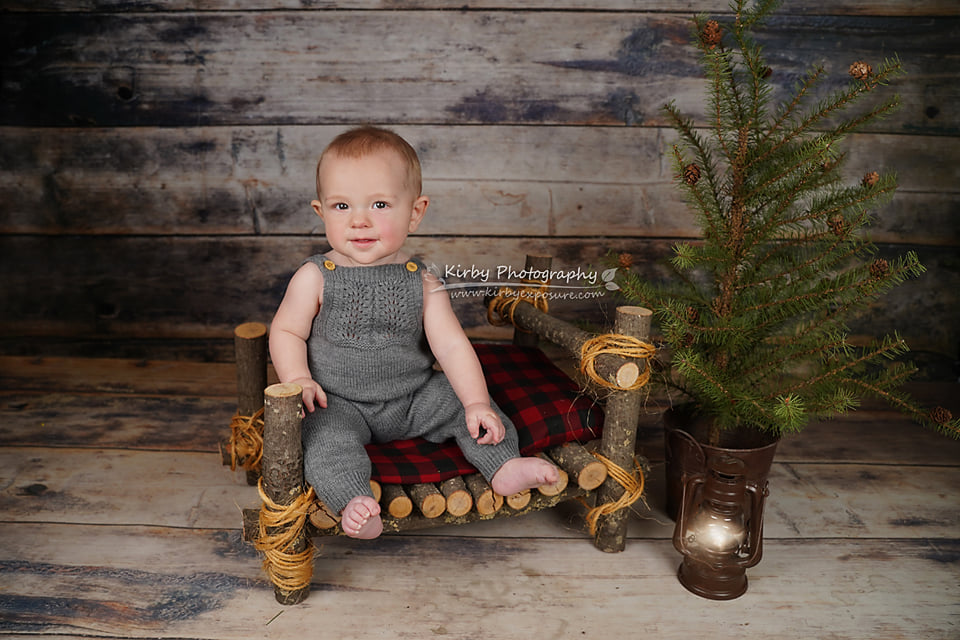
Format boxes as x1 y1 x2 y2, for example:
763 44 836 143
1 354 958 639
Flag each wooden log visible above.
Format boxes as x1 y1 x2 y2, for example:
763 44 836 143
381 484 414 519
512 255 552 348
439 476 473 517
465 473 502 516
593 306 653 553
234 322 268 485
376 485 591 534
260 382 309 605
307 480 379 531
307 499 340 531
369 479 382 503
497 293 640 390
242 507 259 542
535 453 569 496
235 322 268 416
548 442 608 491
505 489 531 510
408 483 447 519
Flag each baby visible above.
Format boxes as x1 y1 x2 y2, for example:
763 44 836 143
269 126 559 539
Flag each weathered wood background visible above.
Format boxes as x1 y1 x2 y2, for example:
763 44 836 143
1 0 958 364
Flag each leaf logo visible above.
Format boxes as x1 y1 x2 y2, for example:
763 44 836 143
602 267 620 291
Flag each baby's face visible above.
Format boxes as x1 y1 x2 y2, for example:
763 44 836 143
314 149 427 267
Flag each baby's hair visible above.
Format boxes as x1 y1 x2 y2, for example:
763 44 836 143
316 126 423 198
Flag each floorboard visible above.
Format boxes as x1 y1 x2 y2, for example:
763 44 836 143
0 356 957 639
1 524 956 639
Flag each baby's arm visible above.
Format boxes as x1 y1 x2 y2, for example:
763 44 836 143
422 276 504 445
269 263 327 412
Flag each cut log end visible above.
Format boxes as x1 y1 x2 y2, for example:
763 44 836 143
265 382 302 399
444 489 473 517
616 305 653 319
548 442 608 491
577 460 608 491
615 362 639 389
505 489 531 510
420 494 446 518
535 452 569 496
308 499 340 530
235 321 268 340
440 477 473 517
537 467 569 496
465 474 502 516
382 484 414 519
409 483 446 518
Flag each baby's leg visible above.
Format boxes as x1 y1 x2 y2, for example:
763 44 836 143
340 495 383 539
302 394 377 521
490 456 560 497
406 373 560 495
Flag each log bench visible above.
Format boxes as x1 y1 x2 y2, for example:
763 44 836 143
225 255 654 604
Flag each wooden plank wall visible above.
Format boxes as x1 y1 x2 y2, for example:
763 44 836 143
1 1 958 363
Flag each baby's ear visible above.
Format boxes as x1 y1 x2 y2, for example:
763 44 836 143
408 195 429 232
310 200 324 220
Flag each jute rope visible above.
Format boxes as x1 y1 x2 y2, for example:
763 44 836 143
486 280 550 328
584 453 646 536
256 479 315 593
580 333 656 391
228 408 264 473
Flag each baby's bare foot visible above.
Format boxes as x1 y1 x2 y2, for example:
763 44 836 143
491 457 560 497
340 495 383 539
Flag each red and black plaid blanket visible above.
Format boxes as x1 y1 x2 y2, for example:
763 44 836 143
365 344 603 484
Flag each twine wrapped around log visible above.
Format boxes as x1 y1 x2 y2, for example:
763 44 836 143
486 281 550 328
580 334 656 391
256 479 316 594
228 408 264 472
583 452 646 536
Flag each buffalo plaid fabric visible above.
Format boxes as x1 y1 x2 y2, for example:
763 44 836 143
366 344 603 484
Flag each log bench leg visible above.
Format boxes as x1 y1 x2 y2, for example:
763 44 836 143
226 322 268 485
259 382 311 605
593 306 652 552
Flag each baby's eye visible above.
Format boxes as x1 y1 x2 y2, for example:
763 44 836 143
333 202 349 211
372 201 389 210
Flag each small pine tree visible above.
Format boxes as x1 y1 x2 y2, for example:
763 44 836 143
616 0 959 442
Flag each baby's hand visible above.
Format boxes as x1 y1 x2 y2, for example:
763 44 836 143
290 377 327 413
465 403 505 445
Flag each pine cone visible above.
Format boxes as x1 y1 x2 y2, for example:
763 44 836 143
683 163 701 186
617 252 634 269
701 20 722 50
869 258 889 280
827 214 847 236
862 171 880 187
930 406 953 425
849 61 872 80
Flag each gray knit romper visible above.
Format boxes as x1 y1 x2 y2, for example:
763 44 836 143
301 255 521 513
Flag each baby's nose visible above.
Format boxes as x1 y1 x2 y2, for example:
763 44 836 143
349 211 371 226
